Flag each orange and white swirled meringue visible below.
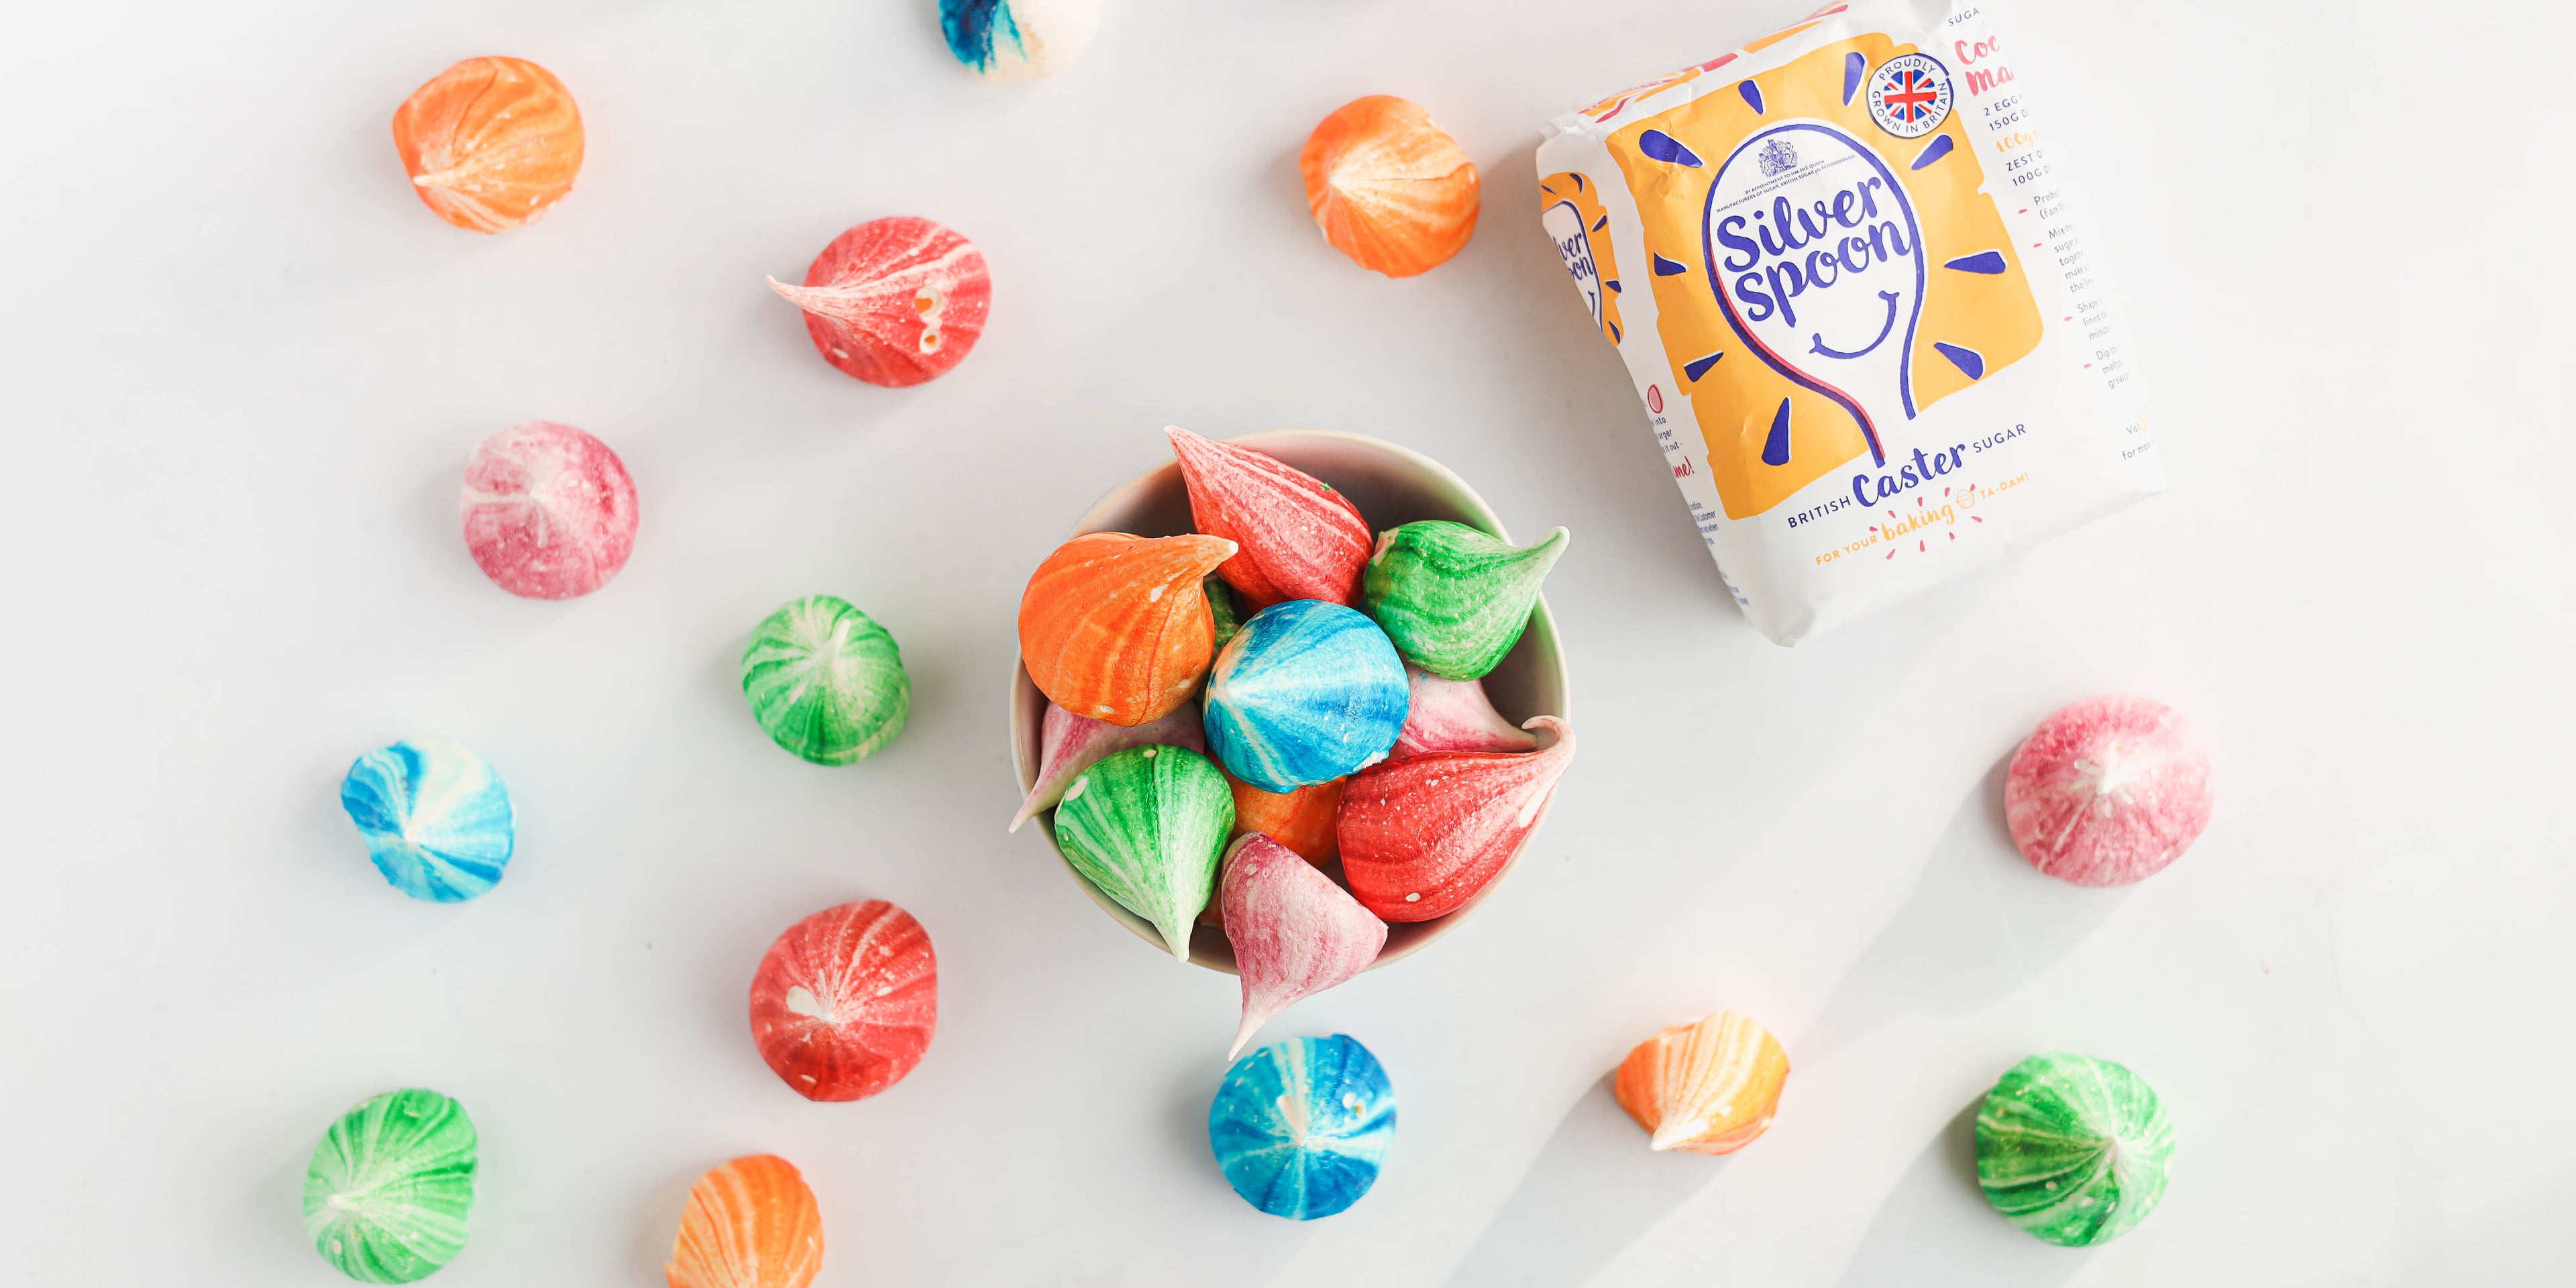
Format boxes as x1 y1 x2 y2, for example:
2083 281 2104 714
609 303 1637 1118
1612 1010 1790 1155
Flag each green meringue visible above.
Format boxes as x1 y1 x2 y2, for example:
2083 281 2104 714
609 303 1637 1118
1976 1052 2175 1246
741 595 910 764
1205 575 1246 653
1361 521 1567 680
1052 744 1234 959
302 1088 478 1283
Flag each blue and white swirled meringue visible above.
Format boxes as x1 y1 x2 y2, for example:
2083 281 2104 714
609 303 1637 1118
339 739 516 902
938 0 1102 81
1201 600 1408 794
1208 1034 1396 1220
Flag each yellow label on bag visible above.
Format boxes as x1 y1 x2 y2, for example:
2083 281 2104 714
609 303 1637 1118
1598 34 2040 520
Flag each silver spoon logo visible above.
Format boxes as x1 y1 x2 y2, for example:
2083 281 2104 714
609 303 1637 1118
1699 121 1925 469
1542 199 1609 335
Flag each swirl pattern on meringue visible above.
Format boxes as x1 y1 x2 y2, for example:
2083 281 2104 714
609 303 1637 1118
939 0 1102 80
1052 745 1235 960
339 739 515 902
1362 521 1566 682
303 1088 478 1283
1301 96 1481 278
1020 532 1236 727
1340 716 1574 922
1208 1035 1395 1220
665 1154 824 1288
741 596 910 765
747 900 938 1102
1613 1010 1790 1155
768 217 992 386
2004 696 2214 887
1977 1052 2174 1246
1166 426 1373 610
392 57 582 233
1201 600 1408 793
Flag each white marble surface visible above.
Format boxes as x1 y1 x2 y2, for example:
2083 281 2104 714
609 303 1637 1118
2 1 2567 1284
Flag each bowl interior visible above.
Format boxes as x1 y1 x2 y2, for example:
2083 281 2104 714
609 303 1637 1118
1010 429 1571 972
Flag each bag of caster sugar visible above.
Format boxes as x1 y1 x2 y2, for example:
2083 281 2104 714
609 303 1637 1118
1536 0 2161 645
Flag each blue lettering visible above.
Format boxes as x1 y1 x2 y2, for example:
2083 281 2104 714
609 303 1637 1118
1765 261 1807 327
1772 197 1809 251
1806 248 1837 290
1857 445 1970 506
1717 216 1760 272
1755 209 1786 258
1795 201 1832 243
1711 164 1917 331
1735 273 1776 322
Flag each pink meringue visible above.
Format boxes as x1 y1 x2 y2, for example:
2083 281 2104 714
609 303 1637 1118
1221 833 1387 1057
1391 665 1538 759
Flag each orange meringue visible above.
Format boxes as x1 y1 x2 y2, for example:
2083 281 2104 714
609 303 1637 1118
665 1155 823 1288
1613 1010 1789 1155
1300 95 1480 278
1019 533 1236 727
392 56 583 233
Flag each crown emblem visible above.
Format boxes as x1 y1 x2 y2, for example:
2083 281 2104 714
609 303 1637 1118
1756 136 1799 177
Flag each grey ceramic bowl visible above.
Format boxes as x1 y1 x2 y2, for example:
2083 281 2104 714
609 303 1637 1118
1009 430 1572 972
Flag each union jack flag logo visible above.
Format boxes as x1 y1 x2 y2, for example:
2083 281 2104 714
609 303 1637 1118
1881 69 1939 122
1867 54 1953 140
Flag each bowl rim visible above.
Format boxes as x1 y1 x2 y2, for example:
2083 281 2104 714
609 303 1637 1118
1007 429 1573 974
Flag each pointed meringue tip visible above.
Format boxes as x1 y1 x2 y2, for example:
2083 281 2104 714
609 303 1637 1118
1161 929 1194 962
1006 809 1031 834
1538 525 1572 552
1522 714 1572 742
1647 1128 1688 1152
1181 534 1240 565
766 275 821 309
1228 1005 1275 1060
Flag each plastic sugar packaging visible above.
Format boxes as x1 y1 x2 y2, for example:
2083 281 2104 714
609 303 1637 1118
1537 0 2161 645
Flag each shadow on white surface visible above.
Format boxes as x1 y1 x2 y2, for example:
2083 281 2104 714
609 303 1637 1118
1799 754 2131 1065
1159 1050 1221 1180
1437 1074 1721 1288
1831 1099 2095 1287
251 1120 320 1272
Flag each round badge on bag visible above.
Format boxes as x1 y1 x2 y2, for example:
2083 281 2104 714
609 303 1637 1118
1867 54 1954 138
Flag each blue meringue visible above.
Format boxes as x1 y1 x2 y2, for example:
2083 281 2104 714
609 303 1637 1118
1208 1034 1396 1220
339 739 515 902
1201 600 1407 793
938 0 1102 81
